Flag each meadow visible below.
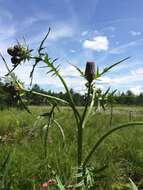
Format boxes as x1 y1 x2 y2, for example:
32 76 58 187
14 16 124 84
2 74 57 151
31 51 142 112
0 106 143 190
0 33 142 190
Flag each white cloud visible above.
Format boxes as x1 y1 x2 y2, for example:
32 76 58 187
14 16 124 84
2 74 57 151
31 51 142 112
83 36 109 51
97 76 111 84
131 67 143 75
130 30 142 36
109 38 143 54
29 22 75 46
60 65 80 78
48 23 74 41
81 31 88 36
2 62 85 93
96 65 143 89
130 86 142 95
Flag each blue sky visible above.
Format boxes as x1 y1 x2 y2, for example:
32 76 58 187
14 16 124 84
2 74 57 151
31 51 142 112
0 0 143 94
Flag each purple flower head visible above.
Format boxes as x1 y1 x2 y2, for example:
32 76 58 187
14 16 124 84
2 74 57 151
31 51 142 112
85 61 96 83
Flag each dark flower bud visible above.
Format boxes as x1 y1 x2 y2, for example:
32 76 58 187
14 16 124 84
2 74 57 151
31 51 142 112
13 44 21 51
7 48 14 56
85 61 95 83
13 45 22 56
11 56 21 64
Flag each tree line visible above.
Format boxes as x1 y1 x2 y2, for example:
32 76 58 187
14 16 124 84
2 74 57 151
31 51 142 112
0 80 143 109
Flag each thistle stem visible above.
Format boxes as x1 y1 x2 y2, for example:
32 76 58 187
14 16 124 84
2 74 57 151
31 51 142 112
83 122 143 167
77 82 91 167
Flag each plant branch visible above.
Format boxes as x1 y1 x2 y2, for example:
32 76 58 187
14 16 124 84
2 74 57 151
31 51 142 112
83 122 143 167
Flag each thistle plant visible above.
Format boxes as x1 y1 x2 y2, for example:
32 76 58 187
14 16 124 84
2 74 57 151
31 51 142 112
1 29 143 190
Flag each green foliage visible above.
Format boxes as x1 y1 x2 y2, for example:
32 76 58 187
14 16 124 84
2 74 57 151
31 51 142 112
0 107 143 189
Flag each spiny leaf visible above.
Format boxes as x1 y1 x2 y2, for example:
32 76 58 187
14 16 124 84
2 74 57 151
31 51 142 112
47 69 53 75
71 64 84 77
44 55 60 77
38 27 51 55
96 57 130 79
110 89 117 96
103 87 111 97
96 66 100 78
30 58 42 86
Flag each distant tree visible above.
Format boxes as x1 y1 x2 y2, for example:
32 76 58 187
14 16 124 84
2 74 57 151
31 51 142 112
26 84 45 105
126 90 134 96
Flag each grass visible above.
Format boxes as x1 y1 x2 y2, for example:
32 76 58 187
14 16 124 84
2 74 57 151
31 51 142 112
0 106 143 189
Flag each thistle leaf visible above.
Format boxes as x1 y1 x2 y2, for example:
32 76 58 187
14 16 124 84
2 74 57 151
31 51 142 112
96 57 130 79
103 87 111 97
71 64 84 77
38 27 51 55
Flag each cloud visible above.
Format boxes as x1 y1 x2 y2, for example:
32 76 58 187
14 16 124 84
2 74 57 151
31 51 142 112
97 65 143 90
48 23 75 41
130 86 142 95
109 38 143 54
2 62 85 93
60 65 81 78
81 31 88 36
131 67 143 75
83 36 109 51
97 76 111 84
130 30 142 36
28 22 75 46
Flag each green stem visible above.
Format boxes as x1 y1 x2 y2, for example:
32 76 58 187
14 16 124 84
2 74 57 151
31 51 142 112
56 72 81 125
83 122 143 167
44 56 81 126
23 88 69 105
82 87 96 129
77 83 91 167
81 83 91 126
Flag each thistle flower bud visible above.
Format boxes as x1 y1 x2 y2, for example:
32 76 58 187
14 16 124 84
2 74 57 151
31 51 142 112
7 43 32 66
7 47 14 56
11 56 22 65
85 61 95 83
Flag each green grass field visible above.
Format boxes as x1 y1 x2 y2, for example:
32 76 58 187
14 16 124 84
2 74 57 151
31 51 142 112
0 106 143 190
